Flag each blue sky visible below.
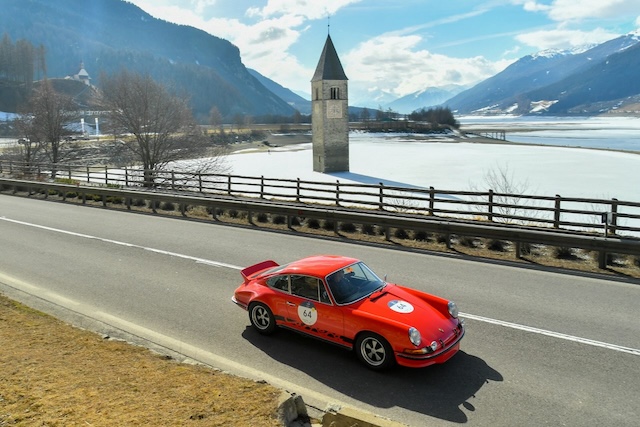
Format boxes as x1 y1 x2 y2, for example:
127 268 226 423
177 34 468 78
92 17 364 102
126 0 640 106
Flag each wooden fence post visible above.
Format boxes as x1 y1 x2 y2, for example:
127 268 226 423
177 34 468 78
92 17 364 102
227 175 232 196
429 186 435 216
610 198 618 235
296 178 301 203
260 176 265 199
379 182 384 210
488 190 494 221
105 166 108 185
554 195 561 229
336 180 340 206
198 174 203 193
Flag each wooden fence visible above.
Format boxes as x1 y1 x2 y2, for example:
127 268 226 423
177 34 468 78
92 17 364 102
1 160 639 237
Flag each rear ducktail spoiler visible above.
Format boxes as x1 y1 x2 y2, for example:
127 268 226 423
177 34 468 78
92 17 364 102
241 260 279 282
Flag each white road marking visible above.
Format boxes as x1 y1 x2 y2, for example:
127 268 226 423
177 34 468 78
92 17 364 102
0 216 242 270
2 216 639 357
461 312 640 356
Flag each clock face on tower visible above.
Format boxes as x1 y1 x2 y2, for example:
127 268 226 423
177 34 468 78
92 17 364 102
327 101 342 119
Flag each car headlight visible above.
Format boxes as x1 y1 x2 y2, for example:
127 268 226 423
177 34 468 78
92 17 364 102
448 301 459 318
408 327 422 346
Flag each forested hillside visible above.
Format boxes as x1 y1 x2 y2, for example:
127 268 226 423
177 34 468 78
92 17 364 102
0 0 296 121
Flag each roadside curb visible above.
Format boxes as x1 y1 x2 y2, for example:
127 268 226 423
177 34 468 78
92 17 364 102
278 392 408 427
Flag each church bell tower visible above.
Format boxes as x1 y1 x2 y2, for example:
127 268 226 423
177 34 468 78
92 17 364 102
311 34 349 173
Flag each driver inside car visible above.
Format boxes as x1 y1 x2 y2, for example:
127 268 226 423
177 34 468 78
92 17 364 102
327 269 352 303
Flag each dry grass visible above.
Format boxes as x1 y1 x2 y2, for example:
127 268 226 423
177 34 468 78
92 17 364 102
0 295 282 427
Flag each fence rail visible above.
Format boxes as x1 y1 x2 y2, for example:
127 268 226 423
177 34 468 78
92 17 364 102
1 177 639 271
1 160 639 239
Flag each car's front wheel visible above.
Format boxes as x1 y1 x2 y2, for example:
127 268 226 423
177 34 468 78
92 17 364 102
355 332 395 370
249 302 277 335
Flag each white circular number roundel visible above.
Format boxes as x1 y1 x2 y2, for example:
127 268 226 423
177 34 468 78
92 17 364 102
298 301 318 326
388 300 414 314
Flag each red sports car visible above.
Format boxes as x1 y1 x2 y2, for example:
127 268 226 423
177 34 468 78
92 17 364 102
232 255 464 370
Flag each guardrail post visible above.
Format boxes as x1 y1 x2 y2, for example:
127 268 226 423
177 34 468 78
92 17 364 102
227 175 232 196
67 165 72 180
296 178 301 203
171 171 176 191
125 167 129 187
429 186 435 216
598 251 607 269
336 180 340 206
554 195 561 229
105 166 108 185
85 166 90 183
260 176 265 199
198 174 203 193
379 182 384 210
488 190 494 221
610 198 618 235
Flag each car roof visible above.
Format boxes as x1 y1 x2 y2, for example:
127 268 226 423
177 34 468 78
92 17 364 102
276 255 360 278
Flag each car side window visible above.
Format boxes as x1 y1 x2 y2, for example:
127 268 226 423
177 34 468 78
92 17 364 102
267 275 290 293
290 275 331 303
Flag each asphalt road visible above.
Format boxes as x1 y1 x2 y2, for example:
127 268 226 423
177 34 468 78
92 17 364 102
1 195 639 427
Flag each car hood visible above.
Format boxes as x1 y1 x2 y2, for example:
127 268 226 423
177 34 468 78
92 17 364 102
355 286 456 336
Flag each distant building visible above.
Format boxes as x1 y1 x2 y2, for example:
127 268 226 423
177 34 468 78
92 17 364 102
311 34 349 173
66 62 91 85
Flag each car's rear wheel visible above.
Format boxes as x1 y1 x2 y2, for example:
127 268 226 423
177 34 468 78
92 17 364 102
355 332 395 370
249 302 277 335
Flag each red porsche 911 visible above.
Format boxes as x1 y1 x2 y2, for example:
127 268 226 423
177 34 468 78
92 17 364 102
232 255 464 370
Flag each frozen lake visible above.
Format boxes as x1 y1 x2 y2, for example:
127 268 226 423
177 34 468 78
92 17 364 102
225 130 639 203
459 116 640 152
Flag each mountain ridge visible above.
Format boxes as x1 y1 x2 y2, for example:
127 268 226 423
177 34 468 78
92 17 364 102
0 0 296 121
443 32 640 115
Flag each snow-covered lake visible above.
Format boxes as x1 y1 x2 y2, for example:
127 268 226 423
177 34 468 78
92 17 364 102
459 115 640 152
225 127 639 203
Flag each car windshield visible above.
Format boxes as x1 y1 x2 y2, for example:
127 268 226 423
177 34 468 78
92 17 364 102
325 261 386 305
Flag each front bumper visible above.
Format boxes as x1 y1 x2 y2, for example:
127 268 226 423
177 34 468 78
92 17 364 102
396 323 465 368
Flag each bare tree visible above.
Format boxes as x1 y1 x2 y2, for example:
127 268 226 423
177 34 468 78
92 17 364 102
19 79 79 175
470 164 539 224
99 70 217 187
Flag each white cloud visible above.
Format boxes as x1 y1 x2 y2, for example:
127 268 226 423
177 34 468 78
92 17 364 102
513 0 640 22
516 27 620 50
247 0 361 20
545 0 640 22
344 34 514 104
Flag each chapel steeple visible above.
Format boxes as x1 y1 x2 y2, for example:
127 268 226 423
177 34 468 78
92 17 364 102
311 35 349 173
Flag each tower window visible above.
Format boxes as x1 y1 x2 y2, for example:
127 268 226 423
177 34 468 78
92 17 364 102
330 87 340 100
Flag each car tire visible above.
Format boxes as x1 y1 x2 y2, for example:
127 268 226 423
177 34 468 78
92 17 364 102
249 302 277 335
355 332 395 370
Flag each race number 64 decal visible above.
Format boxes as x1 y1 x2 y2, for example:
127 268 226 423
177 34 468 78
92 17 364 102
298 301 318 326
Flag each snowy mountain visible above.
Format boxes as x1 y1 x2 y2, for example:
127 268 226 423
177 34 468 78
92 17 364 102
444 31 640 115
383 85 467 114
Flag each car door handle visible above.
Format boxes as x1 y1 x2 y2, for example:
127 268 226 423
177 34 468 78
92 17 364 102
286 301 296 306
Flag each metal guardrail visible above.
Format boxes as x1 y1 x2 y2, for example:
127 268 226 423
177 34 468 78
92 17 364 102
1 160 639 237
1 177 638 269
